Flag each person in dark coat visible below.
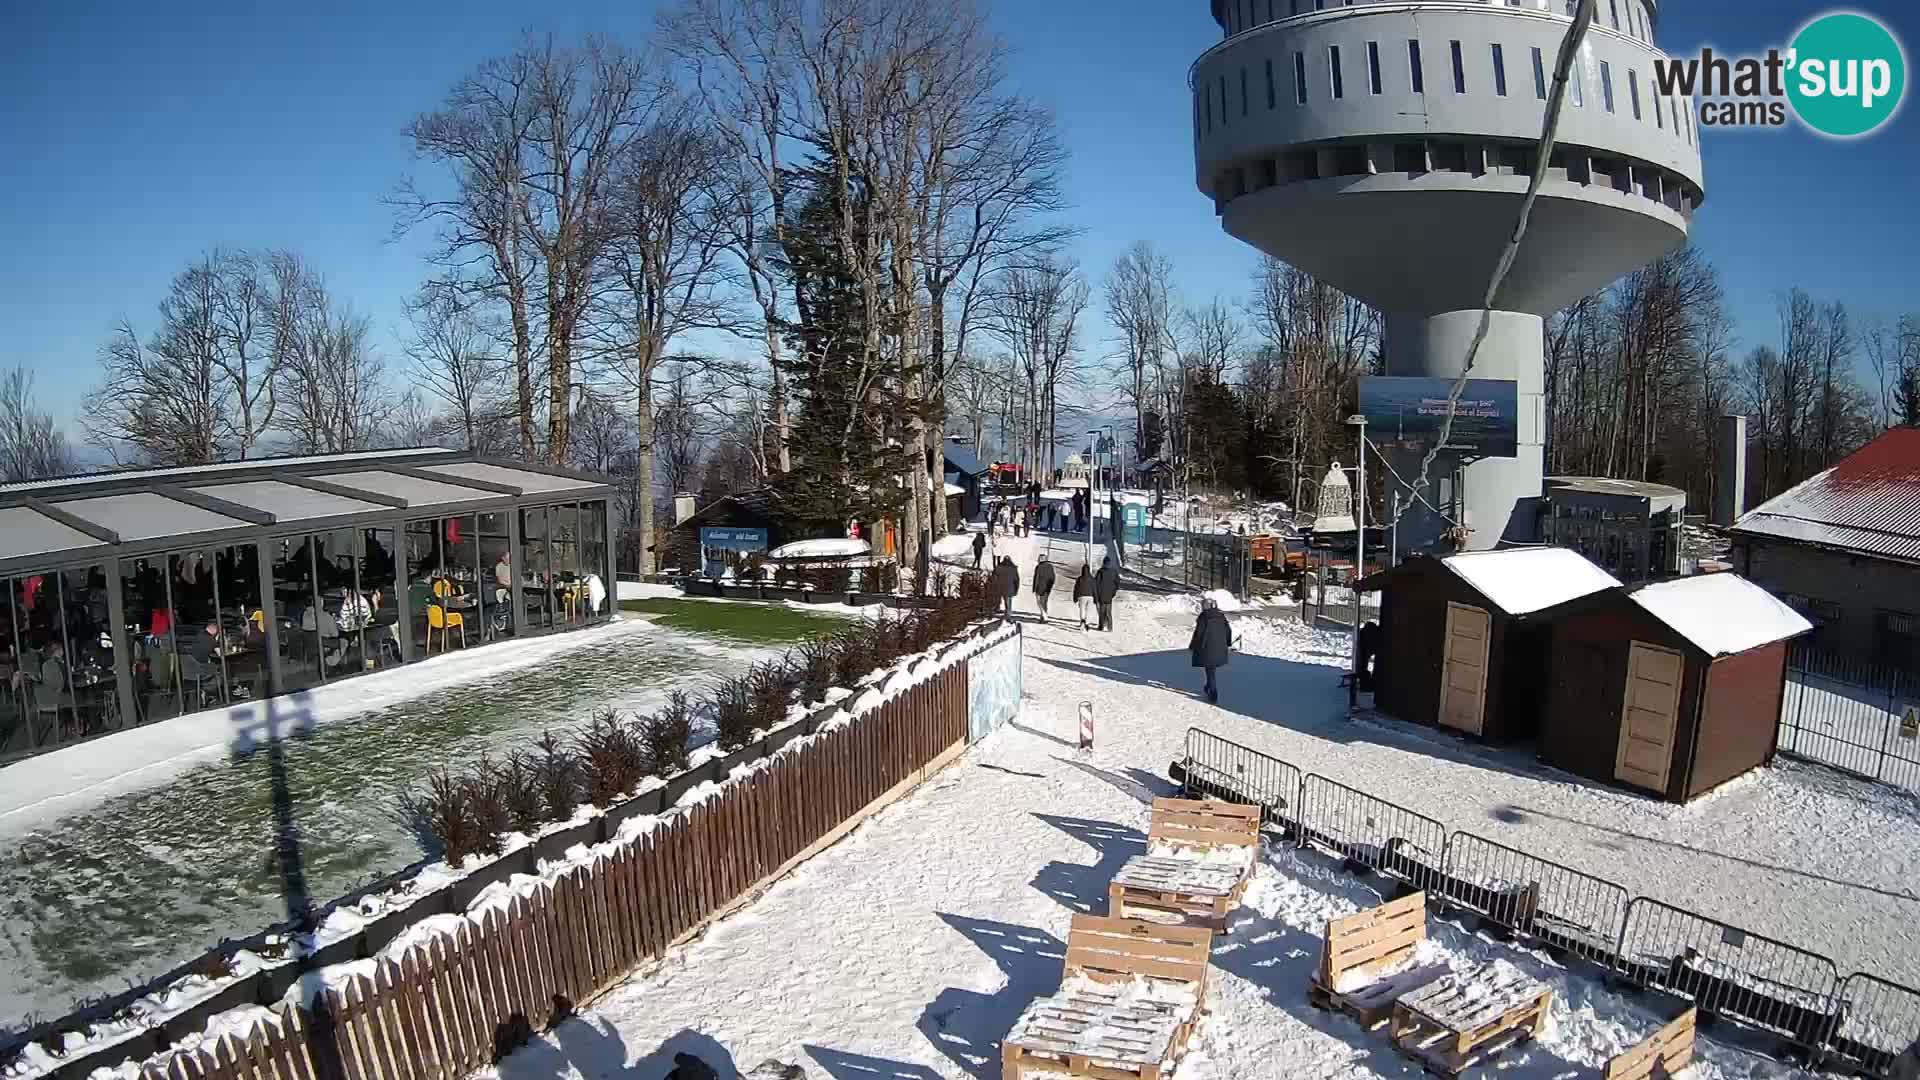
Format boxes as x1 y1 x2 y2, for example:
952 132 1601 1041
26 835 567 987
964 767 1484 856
1031 554 1056 622
1093 558 1120 631
1356 619 1381 691
994 555 1020 618
1072 560 1096 629
1189 596 1232 703
971 530 986 569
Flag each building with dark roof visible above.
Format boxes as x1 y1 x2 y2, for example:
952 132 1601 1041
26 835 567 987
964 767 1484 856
1 450 617 764
943 439 986 521
1729 428 1920 667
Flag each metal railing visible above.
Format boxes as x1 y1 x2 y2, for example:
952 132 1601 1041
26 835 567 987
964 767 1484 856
1616 898 1842 1050
1180 727 1302 833
1779 642 1920 793
1441 832 1629 968
1296 774 1449 894
1830 973 1920 1077
1176 726 1920 1077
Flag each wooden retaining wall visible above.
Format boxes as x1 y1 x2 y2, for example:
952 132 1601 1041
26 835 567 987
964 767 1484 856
132 664 970 1080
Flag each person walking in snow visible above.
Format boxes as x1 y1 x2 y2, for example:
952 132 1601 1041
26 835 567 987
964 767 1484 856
1093 557 1120 631
971 530 986 569
993 555 1020 618
1031 553 1056 623
1189 595 1233 704
986 503 997 537
1073 560 1096 629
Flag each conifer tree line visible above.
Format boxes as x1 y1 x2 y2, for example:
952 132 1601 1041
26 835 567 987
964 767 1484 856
17 0 1916 560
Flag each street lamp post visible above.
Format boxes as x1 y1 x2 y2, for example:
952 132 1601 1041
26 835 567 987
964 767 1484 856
1346 414 1368 697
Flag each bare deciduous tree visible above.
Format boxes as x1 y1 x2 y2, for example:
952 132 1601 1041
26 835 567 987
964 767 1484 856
985 252 1088 479
0 367 72 482
595 111 739 573
399 35 655 463
1105 242 1175 462
404 286 506 452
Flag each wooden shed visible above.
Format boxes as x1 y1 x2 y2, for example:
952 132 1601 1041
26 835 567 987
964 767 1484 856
1362 548 1622 743
1541 572 1813 802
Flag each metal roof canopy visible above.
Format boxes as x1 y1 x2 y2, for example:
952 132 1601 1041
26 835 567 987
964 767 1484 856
0 452 616 577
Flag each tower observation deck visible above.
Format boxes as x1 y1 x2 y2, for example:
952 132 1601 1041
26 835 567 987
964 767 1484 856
1192 0 1704 550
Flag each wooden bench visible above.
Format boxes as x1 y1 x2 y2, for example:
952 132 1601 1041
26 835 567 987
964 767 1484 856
1307 891 1445 1030
1603 1008 1697 1080
1002 915 1214 1080
1389 967 1553 1077
1108 797 1261 929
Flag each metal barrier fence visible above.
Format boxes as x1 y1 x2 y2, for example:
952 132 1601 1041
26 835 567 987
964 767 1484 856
1178 726 1920 1077
1296 774 1449 894
1440 832 1630 968
1830 973 1920 1077
1779 642 1920 793
1180 727 1302 832
1617 897 1843 1050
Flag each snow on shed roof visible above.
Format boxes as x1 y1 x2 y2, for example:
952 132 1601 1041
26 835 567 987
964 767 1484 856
1731 427 1920 563
943 443 986 477
1628 572 1812 657
1440 546 1622 615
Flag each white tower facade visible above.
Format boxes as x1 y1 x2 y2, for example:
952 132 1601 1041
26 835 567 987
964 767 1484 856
1192 0 1704 549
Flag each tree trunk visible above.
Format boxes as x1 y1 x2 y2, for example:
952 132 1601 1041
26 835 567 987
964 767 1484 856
767 324 793 473
548 312 572 465
637 378 656 576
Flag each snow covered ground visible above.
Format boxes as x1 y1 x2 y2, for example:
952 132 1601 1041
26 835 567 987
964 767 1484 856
479 534 1911 1079
1778 673 1920 792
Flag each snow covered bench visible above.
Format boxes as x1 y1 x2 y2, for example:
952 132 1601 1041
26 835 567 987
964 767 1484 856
1107 797 1260 929
1308 891 1446 1030
1603 1007 1696 1080
1001 914 1213 1080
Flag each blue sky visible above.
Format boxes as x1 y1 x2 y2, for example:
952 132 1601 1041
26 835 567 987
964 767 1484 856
2 0 1916 431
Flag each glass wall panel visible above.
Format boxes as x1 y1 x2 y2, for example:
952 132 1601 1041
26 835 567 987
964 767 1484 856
219 545 267 702
431 515 479 652
404 518 440 655
0 579 22 755
479 511 514 640
62 565 118 734
551 503 580 625
275 534 325 691
361 527 401 668
171 550 223 714
581 500 608 619
16 571 70 742
313 529 363 678
119 556 172 722
520 506 552 632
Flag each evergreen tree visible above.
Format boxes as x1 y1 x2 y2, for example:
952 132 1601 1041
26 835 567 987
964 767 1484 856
767 166 912 533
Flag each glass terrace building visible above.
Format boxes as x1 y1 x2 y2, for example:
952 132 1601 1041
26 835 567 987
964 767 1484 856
0 449 617 762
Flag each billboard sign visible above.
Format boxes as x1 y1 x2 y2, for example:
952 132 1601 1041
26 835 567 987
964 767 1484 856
699 527 769 550
1358 376 1518 459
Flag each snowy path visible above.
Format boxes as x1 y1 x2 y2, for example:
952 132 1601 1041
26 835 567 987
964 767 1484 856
484 541 1841 1079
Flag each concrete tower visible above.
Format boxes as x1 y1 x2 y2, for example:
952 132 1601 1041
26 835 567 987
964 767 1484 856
1191 0 1704 550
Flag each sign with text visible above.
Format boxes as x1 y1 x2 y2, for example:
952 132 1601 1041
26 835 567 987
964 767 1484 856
699 527 769 550
1358 376 1518 459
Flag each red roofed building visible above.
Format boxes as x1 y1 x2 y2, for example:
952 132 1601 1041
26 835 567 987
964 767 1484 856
1729 427 1920 667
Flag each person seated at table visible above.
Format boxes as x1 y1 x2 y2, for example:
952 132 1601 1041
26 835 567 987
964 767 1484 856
493 550 512 603
190 619 224 668
149 605 174 644
35 639 70 708
338 589 373 633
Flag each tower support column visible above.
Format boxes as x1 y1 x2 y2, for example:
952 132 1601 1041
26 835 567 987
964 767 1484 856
1382 309 1546 552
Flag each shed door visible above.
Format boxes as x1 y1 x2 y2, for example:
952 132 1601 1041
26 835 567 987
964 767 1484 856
1439 602 1491 735
1615 641 1685 793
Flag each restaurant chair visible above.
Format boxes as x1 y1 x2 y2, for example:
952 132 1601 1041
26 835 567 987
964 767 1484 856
426 601 466 654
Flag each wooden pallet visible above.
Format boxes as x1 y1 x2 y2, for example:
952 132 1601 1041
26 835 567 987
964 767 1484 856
1603 1007 1696 1080
1001 915 1214 1080
1308 891 1443 1030
1002 989 1189 1080
1389 968 1552 1078
1147 796 1262 864
1108 855 1246 929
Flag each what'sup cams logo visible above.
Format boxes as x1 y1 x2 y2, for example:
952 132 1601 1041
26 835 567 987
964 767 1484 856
1654 11 1907 138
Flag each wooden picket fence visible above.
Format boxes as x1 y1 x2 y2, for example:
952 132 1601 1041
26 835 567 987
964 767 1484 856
137 663 970 1080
